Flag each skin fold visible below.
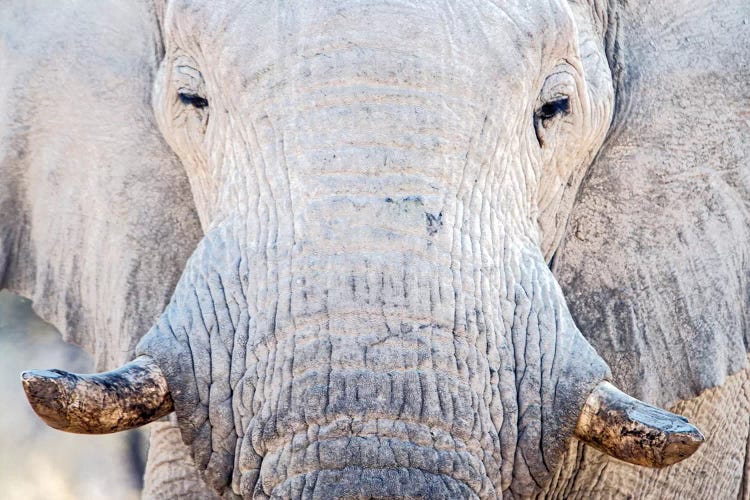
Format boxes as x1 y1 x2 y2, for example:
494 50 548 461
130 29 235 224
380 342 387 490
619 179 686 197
1 0 747 498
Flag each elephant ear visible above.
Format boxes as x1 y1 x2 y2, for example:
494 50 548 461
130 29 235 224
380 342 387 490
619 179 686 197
0 1 202 369
554 0 750 407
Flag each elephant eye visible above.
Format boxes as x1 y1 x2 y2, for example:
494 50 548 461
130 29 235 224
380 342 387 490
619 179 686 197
534 96 571 147
537 97 570 123
178 92 209 109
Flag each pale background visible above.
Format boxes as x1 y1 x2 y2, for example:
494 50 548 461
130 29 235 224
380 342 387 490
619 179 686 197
0 291 145 500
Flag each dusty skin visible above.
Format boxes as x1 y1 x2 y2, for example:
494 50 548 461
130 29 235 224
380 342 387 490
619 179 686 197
1 0 748 498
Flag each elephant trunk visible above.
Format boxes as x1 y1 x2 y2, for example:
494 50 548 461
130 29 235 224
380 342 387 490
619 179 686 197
128 200 701 496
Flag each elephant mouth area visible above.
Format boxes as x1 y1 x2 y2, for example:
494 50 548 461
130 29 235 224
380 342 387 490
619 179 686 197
267 467 480 499
251 428 498 498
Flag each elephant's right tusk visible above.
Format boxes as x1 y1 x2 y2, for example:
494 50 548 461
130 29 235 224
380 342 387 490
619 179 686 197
575 381 704 467
21 355 174 434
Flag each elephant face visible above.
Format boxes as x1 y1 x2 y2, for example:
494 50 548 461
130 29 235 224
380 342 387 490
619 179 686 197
16 0 741 498
155 0 614 258
136 2 616 496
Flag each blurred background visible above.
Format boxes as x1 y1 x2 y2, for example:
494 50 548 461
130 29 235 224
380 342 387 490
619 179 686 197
0 291 145 500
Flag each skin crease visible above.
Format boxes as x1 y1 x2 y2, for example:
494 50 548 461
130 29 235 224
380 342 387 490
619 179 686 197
1 0 748 499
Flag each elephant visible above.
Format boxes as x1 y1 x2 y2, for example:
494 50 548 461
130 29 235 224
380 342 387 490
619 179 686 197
1 0 748 498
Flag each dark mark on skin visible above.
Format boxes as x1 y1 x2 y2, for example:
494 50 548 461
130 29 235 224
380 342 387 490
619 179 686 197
425 212 443 236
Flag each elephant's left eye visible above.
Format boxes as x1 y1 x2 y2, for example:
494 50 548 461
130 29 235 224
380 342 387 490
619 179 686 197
178 92 209 109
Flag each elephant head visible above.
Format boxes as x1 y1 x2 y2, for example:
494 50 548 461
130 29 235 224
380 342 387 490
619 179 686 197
3 0 747 497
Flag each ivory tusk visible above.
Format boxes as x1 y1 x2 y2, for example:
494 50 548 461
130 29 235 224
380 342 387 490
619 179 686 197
21 355 173 434
575 381 704 467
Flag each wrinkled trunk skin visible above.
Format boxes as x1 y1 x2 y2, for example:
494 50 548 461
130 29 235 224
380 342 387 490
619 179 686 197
138 186 607 497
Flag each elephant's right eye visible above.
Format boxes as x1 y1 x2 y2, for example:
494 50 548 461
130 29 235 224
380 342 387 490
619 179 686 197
537 98 570 122
178 92 209 109
534 95 571 147
534 69 578 147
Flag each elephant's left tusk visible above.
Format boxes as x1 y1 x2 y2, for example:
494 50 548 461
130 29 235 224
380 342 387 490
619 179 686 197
575 381 704 467
21 355 173 434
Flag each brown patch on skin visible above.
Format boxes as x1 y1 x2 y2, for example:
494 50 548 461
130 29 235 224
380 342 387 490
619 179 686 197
21 356 173 434
575 382 704 467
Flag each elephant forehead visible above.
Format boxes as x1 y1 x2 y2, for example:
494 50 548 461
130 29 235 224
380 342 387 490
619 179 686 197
170 0 577 92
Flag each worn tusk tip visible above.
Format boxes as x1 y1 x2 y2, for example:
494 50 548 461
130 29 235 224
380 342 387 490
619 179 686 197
21 369 74 431
20 357 174 434
575 381 705 468
659 422 704 467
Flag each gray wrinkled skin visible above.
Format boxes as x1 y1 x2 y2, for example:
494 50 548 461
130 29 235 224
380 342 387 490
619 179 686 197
2 0 748 498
